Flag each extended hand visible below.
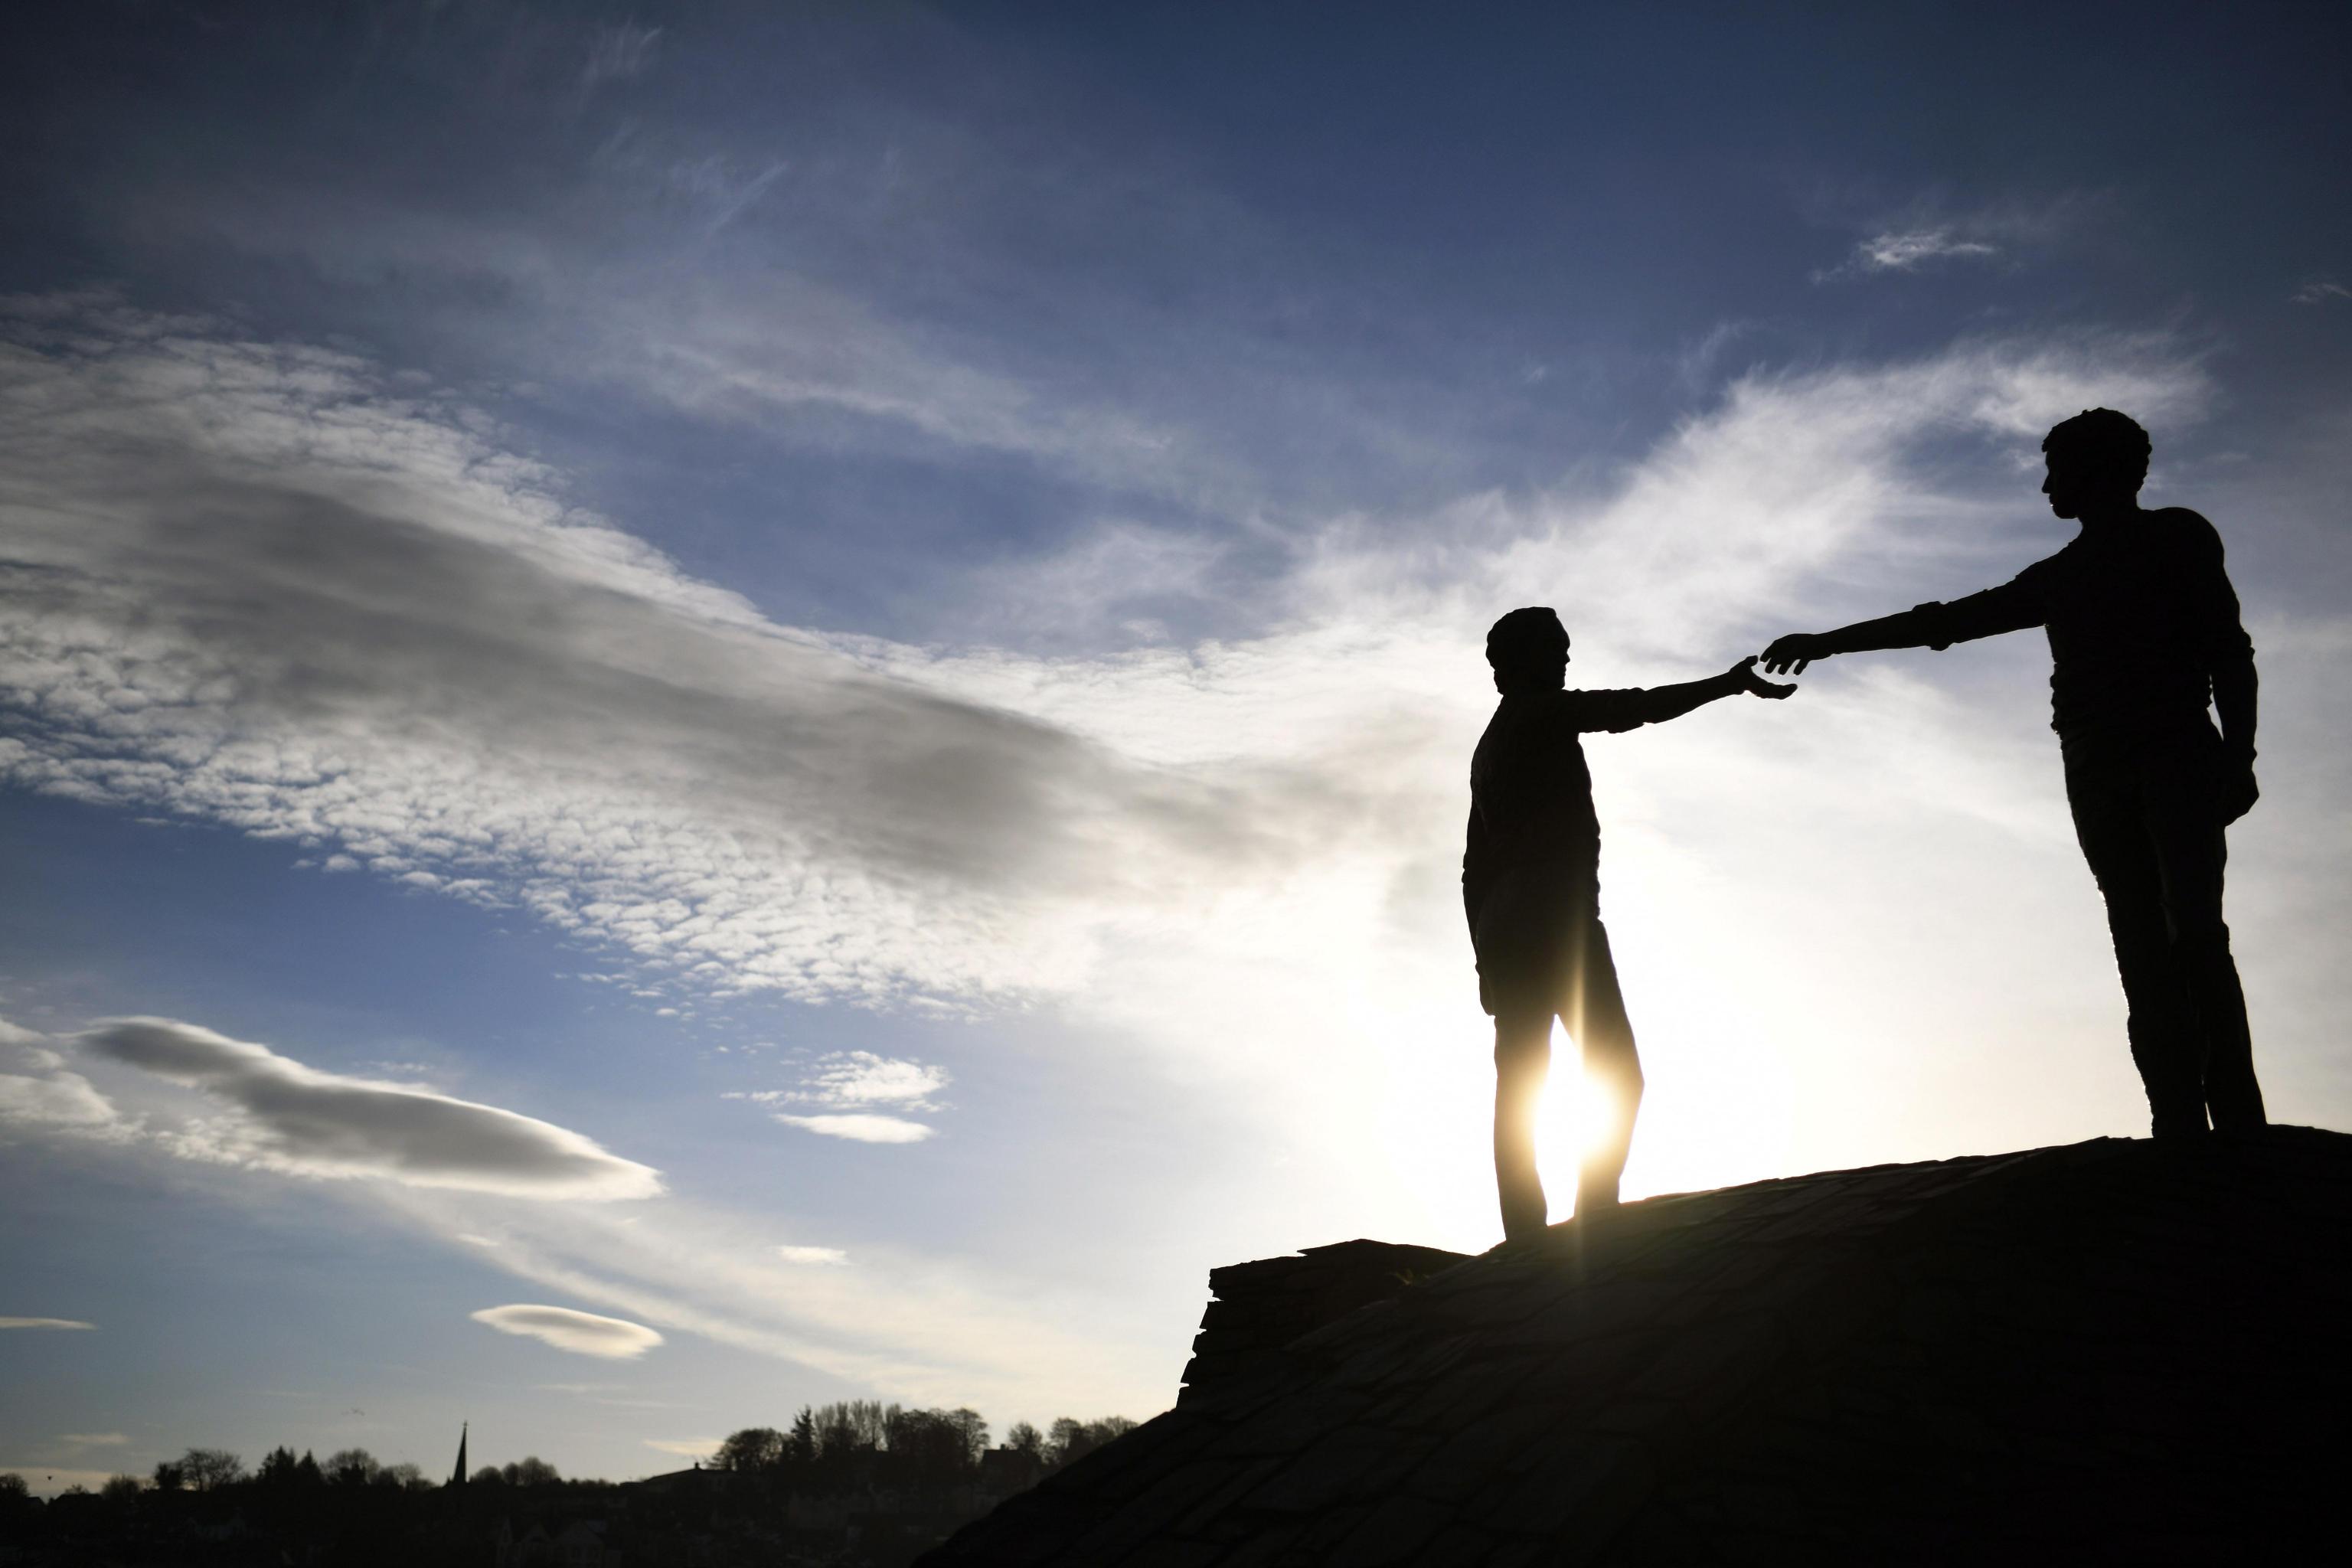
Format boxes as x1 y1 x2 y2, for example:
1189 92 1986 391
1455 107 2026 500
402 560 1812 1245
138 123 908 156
2219 760 2259 825
1729 655 1797 700
1759 632 1830 675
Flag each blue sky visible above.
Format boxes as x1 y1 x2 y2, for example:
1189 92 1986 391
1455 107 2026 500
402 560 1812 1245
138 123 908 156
4 0 2349 1491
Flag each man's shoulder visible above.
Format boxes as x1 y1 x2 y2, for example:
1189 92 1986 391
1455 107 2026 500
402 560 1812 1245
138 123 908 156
2145 504 2221 538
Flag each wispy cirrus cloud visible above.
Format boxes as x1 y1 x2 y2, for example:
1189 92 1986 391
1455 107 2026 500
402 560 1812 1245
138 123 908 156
2292 280 2350 305
776 1245 849 1265
77 1018 662 1200
471 1304 664 1360
1810 192 2099 283
772 1113 934 1145
582 23 662 91
1847 227 2001 273
0 1318 96 1331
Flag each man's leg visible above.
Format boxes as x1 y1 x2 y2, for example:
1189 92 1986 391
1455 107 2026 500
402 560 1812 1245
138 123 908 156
2145 752 2267 1133
1492 1011 1553 1241
1565 909 1644 1214
2067 748 2206 1138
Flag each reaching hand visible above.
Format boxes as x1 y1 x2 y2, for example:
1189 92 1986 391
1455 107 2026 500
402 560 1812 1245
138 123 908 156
1729 655 1797 700
2218 760 2259 825
1759 632 1830 675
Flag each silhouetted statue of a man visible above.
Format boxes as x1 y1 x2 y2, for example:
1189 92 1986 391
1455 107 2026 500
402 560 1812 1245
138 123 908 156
1467 609 1793 1241
1762 408 2265 1141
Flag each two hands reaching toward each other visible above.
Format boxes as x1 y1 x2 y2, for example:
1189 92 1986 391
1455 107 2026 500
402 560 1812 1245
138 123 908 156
1730 655 1798 699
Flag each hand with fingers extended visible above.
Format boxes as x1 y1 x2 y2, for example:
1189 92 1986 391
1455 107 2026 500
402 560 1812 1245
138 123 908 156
1729 655 1798 699
1759 632 1833 676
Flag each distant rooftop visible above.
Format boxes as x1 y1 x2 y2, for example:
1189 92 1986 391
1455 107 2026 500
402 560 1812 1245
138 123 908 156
926 1129 2352 1564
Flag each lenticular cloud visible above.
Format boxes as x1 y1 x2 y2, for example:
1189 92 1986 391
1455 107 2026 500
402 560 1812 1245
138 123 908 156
470 1304 664 1359
80 1018 662 1200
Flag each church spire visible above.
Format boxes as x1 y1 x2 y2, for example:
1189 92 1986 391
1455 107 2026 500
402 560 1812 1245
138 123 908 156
448 1421 469 1488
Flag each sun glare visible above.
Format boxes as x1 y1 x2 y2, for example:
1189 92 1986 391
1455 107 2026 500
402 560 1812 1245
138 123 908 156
1533 1023 1626 1203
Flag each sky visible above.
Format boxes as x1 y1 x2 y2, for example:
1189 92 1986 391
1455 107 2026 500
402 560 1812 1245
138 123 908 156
2 0 2348 1494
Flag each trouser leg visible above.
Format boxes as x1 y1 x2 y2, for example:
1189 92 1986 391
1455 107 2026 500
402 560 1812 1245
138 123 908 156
1566 910 1643 1212
2069 749 2206 1137
2145 758 2267 1132
1493 1013 1553 1241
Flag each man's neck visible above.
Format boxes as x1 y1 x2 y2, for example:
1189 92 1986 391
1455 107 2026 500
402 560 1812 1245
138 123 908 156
2076 498 2144 535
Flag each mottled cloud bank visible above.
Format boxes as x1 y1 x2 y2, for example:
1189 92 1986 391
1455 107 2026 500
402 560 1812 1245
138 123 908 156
0 299 1344 1011
471 1303 664 1359
76 1018 662 1200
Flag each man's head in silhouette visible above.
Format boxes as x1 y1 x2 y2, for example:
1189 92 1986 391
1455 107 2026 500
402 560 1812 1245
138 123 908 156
2041 408 2152 523
1485 606 1571 695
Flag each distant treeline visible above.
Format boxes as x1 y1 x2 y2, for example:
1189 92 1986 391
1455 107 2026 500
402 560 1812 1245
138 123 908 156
0 1441 562 1501
711 1400 1138 1488
0 1406 1143 1566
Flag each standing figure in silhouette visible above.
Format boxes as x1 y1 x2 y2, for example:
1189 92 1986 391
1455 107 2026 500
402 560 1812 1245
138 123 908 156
1762 409 2264 1141
1468 609 1793 1242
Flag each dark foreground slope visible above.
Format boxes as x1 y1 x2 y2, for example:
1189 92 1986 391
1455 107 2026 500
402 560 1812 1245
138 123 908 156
926 1129 2352 1565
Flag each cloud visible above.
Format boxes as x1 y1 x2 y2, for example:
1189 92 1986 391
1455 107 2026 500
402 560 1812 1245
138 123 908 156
78 1018 662 1200
1808 194 2104 283
735 1051 948 1109
470 1304 664 1360
776 1245 848 1265
2292 280 2350 305
59 1433 127 1446
642 1438 722 1459
733 1051 949 1142
0 1318 96 1330
0 1018 119 1132
1847 227 2001 273
582 23 662 90
772 1113 936 1145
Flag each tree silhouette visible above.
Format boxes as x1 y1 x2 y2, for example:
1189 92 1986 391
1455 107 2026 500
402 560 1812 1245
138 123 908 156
714 1426 786 1472
325 1448 382 1487
177 1449 246 1491
501 1456 560 1487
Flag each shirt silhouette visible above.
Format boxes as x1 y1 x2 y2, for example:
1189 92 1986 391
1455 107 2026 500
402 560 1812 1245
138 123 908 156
1763 408 2263 1139
1466 608 1791 1242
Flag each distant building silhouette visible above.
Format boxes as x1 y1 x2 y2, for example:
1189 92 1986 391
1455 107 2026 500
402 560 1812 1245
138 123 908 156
448 1422 468 1490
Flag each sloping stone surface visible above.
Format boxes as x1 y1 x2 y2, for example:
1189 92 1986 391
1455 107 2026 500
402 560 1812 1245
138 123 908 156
924 1129 2352 1564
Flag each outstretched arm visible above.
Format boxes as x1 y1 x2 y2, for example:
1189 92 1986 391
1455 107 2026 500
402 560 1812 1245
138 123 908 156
1761 582 2041 675
1612 657 1795 728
